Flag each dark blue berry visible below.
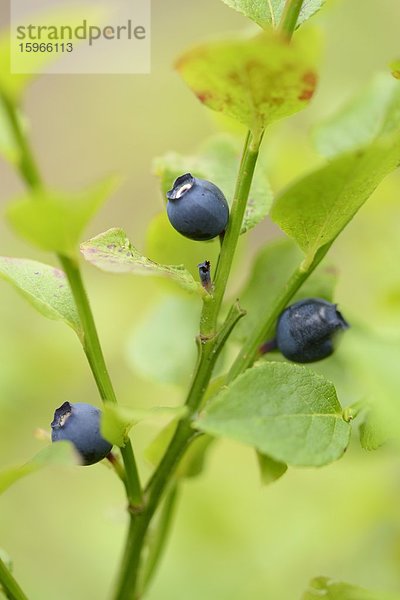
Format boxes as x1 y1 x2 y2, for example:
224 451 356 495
51 402 112 466
166 173 229 241
275 298 349 363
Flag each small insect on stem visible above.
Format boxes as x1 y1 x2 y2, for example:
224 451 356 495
198 260 212 293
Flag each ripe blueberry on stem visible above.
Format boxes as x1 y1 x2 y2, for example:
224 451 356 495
51 402 112 465
274 298 349 363
166 173 229 241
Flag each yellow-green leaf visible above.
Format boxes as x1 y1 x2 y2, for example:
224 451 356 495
0 257 81 336
314 73 400 158
176 28 319 134
271 134 400 268
7 178 118 257
81 227 206 296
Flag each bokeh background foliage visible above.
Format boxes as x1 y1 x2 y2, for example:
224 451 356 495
1 1 400 599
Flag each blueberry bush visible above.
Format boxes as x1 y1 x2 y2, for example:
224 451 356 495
1 0 400 599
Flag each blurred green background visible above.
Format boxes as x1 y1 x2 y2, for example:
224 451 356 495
1 1 400 599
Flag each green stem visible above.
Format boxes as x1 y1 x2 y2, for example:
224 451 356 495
0 557 29 600
3 80 261 598
113 422 195 599
106 452 129 491
146 303 245 498
1 82 148 600
216 0 306 388
113 129 259 599
58 255 117 404
201 131 261 336
3 89 145 584
278 0 305 39
58 255 143 508
120 444 143 509
0 92 43 190
228 266 308 381
113 303 246 599
139 484 179 595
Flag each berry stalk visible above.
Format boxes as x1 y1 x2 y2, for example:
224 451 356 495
278 0 305 39
113 302 245 599
3 94 143 508
113 1 308 593
200 130 261 337
227 247 331 382
58 255 143 508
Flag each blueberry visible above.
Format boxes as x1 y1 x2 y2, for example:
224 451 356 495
51 402 112 466
275 298 349 363
166 173 229 241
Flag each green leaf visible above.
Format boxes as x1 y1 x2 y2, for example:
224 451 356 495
0 257 81 337
101 404 188 447
233 238 337 343
359 410 389 451
7 178 118 257
176 28 318 134
220 0 325 29
154 134 273 234
271 134 400 268
126 295 200 386
302 576 400 600
81 228 206 296
314 74 400 158
0 442 79 495
195 362 351 467
256 451 287 485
